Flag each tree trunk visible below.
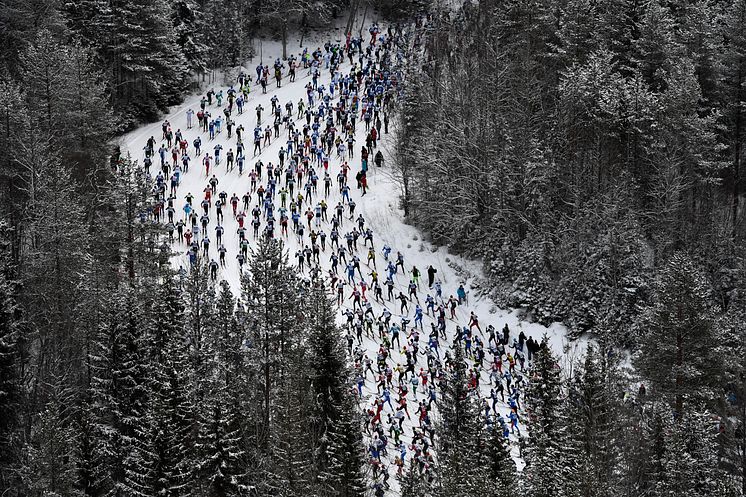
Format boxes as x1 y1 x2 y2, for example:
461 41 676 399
359 2 368 40
733 63 743 237
282 20 288 61
346 0 360 35
675 306 683 416
299 13 307 48
741 371 746 496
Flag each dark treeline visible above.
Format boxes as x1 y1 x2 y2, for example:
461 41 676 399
395 1 746 495
0 0 352 127
0 197 367 496
399 0 746 343
0 1 374 495
0 0 355 263
2 0 745 495
418 298 743 497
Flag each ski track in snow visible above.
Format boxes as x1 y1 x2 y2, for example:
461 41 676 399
122 27 583 495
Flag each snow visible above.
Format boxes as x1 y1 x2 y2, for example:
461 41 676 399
121 21 584 494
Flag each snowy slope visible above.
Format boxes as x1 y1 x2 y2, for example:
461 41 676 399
122 24 582 495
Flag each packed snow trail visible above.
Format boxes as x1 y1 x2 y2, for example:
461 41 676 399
123 22 580 496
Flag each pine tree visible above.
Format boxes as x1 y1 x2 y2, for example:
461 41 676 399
307 287 349 476
74 169 132 496
19 134 88 413
23 374 83 497
170 0 209 74
521 338 572 497
89 286 154 497
267 358 315 497
305 287 366 496
184 260 216 368
241 238 301 452
62 0 108 49
399 459 431 497
0 81 27 259
717 277 746 496
21 32 115 179
323 394 368 497
194 280 249 496
717 0 746 237
0 0 66 76
635 252 722 414
649 411 720 497
199 0 249 69
646 59 724 257
435 341 485 497
554 0 604 67
565 344 621 497
22 32 104 152
259 0 330 60
194 391 247 497
93 0 188 123
0 226 24 496
482 426 517 497
144 270 195 497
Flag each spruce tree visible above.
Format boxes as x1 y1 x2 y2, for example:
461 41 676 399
306 287 366 496
20 138 88 404
0 81 27 258
566 344 621 497
307 287 350 476
435 340 485 497
23 375 83 497
716 279 746 496
194 280 248 496
266 358 315 497
21 31 114 162
482 425 517 497
241 238 301 451
400 460 431 497
184 260 216 369
89 286 154 497
0 0 66 76
0 228 23 495
635 252 722 414
323 394 368 497
521 338 571 497
170 0 209 75
717 0 746 238
649 411 720 497
144 271 195 497
93 0 188 123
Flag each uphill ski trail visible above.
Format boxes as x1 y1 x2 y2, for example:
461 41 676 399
123 26 580 496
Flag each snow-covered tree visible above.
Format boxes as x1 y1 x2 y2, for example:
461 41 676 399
565 344 623 496
193 280 250 497
92 0 188 123
266 359 315 497
482 425 517 497
635 252 723 414
0 228 24 495
521 339 573 497
648 410 721 497
22 375 83 497
241 239 301 449
435 341 485 497
89 286 154 497
400 460 432 497
143 271 195 497
259 0 331 60
170 0 209 75
303 287 366 496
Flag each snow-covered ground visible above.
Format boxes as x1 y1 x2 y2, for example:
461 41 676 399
122 21 583 494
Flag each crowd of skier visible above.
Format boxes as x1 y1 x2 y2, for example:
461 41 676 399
135 17 540 495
